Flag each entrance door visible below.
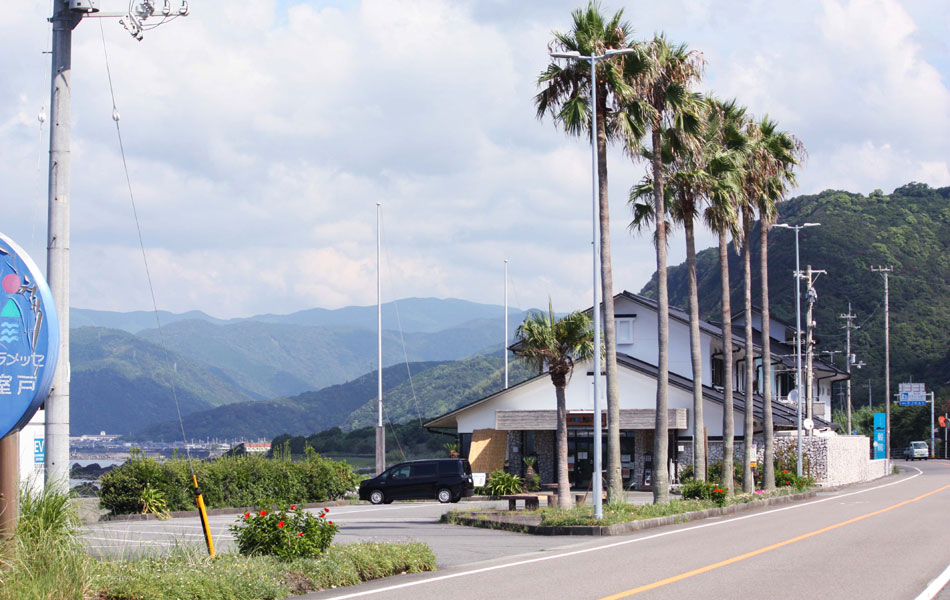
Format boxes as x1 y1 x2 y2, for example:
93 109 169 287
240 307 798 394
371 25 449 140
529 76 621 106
567 429 635 491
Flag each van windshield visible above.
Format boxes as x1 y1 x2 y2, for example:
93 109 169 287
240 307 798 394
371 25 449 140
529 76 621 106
912 442 928 449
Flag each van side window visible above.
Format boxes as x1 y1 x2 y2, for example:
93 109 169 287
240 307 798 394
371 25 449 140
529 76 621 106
438 461 460 476
411 463 437 478
389 465 411 480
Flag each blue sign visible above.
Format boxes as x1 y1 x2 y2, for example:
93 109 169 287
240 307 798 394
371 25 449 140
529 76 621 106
34 438 44 463
0 232 59 438
873 412 886 460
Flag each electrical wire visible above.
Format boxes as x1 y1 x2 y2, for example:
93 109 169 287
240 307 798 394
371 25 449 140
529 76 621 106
98 19 195 476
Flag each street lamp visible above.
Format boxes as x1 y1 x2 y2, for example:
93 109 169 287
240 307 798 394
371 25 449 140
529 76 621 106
773 222 819 477
550 47 634 519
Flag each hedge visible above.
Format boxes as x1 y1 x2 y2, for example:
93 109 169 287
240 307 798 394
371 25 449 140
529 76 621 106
99 449 360 515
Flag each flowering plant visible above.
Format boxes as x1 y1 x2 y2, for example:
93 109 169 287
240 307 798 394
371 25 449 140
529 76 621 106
710 486 728 507
230 504 338 559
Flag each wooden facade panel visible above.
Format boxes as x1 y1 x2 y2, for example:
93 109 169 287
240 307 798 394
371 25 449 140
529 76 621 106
619 409 688 430
468 429 507 474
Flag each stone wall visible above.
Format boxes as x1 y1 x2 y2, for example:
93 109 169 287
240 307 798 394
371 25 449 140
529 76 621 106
505 430 556 484
676 433 881 487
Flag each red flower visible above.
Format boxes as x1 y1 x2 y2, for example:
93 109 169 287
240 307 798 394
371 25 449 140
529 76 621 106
290 504 297 510
324 508 329 513
243 512 250 519
278 521 285 529
260 510 267 516
328 521 334 526
297 532 303 537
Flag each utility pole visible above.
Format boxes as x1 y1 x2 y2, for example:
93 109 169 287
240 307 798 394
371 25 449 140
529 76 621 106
376 202 385 476
871 266 893 462
504 259 508 389
45 0 84 490
802 265 825 435
839 304 858 434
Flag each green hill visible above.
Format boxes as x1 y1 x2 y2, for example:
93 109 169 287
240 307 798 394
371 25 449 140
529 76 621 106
640 182 950 408
133 355 535 441
70 327 259 435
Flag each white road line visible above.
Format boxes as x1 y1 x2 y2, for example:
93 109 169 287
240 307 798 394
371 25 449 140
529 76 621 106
322 468 927 599
915 562 950 600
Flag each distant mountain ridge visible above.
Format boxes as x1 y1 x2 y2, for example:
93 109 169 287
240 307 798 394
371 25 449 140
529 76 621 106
72 297 528 334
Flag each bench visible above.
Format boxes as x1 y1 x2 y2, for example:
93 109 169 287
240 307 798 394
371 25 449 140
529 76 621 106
500 494 549 511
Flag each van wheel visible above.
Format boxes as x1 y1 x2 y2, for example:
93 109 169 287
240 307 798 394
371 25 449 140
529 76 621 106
437 488 453 503
369 490 385 505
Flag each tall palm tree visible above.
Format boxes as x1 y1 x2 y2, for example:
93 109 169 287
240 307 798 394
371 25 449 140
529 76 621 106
750 117 805 491
628 97 711 482
536 2 644 502
514 303 594 509
702 97 747 494
626 34 704 504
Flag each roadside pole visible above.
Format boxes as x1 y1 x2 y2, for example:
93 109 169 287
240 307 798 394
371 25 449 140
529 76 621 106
930 392 935 459
0 433 18 538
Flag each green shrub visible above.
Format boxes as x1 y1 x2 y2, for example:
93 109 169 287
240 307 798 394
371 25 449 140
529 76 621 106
99 450 359 515
774 469 814 492
230 504 338 560
483 470 523 497
524 473 541 491
681 480 716 501
678 464 694 482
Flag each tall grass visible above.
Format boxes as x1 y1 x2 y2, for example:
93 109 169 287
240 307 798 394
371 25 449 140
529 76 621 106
0 485 91 600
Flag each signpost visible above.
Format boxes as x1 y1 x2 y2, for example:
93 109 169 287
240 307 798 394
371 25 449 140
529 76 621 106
898 382 927 406
873 412 886 460
0 232 59 537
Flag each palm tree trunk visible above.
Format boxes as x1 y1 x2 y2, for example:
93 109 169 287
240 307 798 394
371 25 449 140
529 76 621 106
556 383 573 509
742 209 755 493
720 230 735 495
684 215 705 482
652 127 670 504
760 222 775 490
597 95 622 503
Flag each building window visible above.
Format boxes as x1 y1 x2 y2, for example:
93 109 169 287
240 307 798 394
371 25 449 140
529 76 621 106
616 317 634 345
711 355 724 388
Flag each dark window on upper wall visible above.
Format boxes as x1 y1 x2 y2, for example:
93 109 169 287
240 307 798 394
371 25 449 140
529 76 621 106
712 356 725 388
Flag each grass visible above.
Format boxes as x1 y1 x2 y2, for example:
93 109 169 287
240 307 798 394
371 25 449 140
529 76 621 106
93 542 436 599
2 484 436 600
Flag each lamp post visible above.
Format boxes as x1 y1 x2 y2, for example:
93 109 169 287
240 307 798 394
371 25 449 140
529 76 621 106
550 48 633 519
773 222 819 477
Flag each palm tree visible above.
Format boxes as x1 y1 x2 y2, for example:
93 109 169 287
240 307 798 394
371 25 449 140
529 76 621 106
628 98 711 482
514 302 594 509
626 34 703 503
750 117 805 491
535 2 644 503
702 97 747 494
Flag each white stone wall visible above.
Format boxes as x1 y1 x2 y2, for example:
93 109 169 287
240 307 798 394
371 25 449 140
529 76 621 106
678 433 884 487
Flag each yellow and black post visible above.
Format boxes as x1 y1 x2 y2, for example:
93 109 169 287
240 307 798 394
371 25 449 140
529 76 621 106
192 474 215 558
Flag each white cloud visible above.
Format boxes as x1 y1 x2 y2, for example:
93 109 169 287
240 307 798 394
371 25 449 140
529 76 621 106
0 0 947 318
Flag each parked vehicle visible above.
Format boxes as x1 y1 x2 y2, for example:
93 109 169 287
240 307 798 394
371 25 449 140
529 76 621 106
903 441 929 460
358 458 474 504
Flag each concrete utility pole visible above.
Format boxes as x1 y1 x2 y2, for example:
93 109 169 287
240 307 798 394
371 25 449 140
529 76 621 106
871 266 893 461
45 0 84 490
840 304 858 434
802 265 825 434
504 259 508 389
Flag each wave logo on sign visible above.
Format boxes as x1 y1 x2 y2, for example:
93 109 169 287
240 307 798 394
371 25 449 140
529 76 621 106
0 232 59 438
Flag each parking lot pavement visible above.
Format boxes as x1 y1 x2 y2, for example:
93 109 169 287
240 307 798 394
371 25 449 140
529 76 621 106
81 499 592 566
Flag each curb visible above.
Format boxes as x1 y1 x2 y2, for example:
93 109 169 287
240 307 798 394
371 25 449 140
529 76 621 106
444 490 818 536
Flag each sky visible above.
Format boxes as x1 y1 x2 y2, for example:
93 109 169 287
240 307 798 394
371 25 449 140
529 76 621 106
1 0 948 319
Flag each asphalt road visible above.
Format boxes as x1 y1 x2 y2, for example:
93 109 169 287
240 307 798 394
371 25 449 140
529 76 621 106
295 461 950 600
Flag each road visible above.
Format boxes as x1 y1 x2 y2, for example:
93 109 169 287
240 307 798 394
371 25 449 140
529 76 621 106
294 461 950 600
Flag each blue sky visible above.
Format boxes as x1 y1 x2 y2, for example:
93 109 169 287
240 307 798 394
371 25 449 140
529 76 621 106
1 0 947 318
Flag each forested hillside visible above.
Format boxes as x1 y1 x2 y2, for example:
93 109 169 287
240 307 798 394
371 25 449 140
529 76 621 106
134 355 535 441
640 183 950 409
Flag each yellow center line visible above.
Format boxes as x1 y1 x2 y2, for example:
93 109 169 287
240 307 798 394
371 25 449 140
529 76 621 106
600 483 950 599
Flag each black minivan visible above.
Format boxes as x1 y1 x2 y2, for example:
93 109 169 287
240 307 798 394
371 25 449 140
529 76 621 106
358 458 474 504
